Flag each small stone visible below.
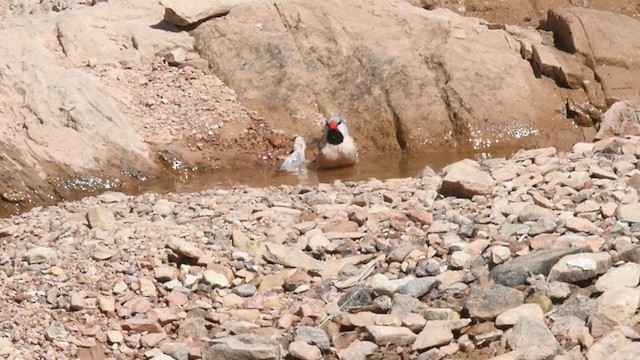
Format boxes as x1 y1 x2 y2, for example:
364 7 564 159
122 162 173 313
506 316 559 357
589 287 640 337
594 262 640 292
106 331 123 344
152 199 174 216
91 245 117 260
396 276 437 298
439 160 497 197
203 269 231 288
495 303 544 327
294 326 331 352
202 334 279 360
113 281 128 294
450 251 470 269
368 273 413 296
141 333 167 348
616 203 640 223
45 325 69 341
178 317 208 339
166 290 189 307
365 325 416 346
154 266 179 282
24 246 56 264
402 313 427 332
70 293 86 311
139 278 157 297
518 204 555 222
87 206 117 230
167 237 202 259
490 246 511 264
159 342 190 360
564 217 597 232
412 321 453 351
121 319 164 333
337 340 378 360
526 293 553 313
232 284 257 297
586 330 630 360
288 341 322 360
98 296 116 313
464 284 524 321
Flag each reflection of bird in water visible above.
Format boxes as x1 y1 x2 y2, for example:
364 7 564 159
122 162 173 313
278 135 309 183
315 114 359 170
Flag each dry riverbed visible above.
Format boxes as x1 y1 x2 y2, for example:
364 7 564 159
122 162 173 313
2 135 640 360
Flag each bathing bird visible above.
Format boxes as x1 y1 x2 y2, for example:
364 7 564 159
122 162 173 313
315 114 358 169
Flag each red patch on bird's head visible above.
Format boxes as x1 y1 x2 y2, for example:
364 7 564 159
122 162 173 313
328 120 338 130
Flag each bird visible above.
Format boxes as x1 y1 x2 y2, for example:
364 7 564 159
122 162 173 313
315 114 358 169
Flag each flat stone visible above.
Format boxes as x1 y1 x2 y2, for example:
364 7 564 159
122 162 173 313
337 340 378 360
178 317 208 339
548 252 612 283
368 273 414 296
24 246 56 264
294 326 331 352
202 334 281 360
529 280 571 301
365 325 416 346
586 330 631 360
98 296 116 313
288 341 322 360
154 266 179 282
91 245 117 261
594 262 640 292
203 269 231 288
495 304 544 327
121 319 164 333
490 247 589 286
518 204 556 222
141 333 167 348
616 202 640 223
464 284 524 321
167 237 203 259
506 316 559 357
589 287 640 338
611 342 640 360
564 217 597 232
396 276 437 298
106 330 123 344
439 160 496 198
233 284 257 297
87 206 117 231
412 320 453 351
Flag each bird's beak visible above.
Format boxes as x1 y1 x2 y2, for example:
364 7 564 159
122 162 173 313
328 120 338 130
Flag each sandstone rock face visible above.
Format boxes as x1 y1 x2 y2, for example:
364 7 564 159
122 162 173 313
0 0 195 214
192 0 584 153
544 6 640 101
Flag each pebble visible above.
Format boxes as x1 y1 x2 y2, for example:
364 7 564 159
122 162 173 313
23 246 56 264
594 262 640 292
464 284 524 320
365 326 417 346
288 341 323 360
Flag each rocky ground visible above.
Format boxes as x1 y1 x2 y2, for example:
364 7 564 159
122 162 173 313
3 134 640 360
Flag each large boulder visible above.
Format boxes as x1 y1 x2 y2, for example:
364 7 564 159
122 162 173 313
191 0 585 153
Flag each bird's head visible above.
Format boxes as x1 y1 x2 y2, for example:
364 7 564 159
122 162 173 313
324 114 349 145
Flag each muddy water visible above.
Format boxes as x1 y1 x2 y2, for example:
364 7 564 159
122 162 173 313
139 146 519 195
